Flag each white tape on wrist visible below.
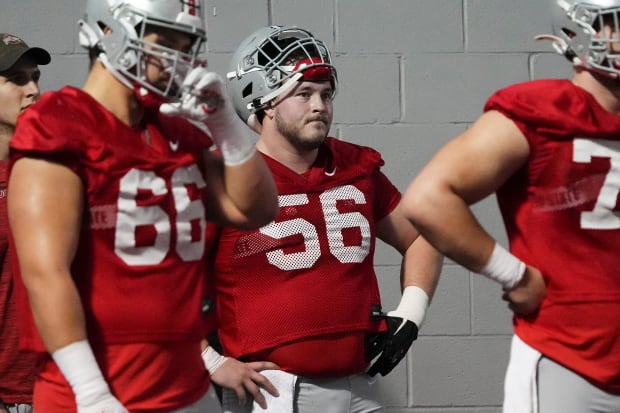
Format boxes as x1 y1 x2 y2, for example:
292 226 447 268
207 104 258 166
51 340 111 406
479 243 526 290
387 286 429 327
201 346 229 375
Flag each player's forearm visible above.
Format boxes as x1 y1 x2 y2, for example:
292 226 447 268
403 188 496 274
221 152 278 228
401 235 443 299
25 270 88 353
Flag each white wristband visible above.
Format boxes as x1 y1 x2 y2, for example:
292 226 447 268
201 346 228 375
52 340 112 406
387 286 429 327
479 243 526 290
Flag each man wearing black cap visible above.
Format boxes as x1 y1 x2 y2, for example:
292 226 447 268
0 32 50 413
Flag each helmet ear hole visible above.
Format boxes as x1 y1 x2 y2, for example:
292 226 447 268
242 83 253 99
562 28 577 39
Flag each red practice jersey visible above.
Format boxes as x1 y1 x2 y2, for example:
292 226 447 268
213 137 400 376
0 161 37 404
10 87 212 410
486 79 620 394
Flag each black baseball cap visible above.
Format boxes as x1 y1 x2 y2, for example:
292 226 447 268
0 33 51 72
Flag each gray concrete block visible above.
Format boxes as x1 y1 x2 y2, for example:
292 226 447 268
338 123 468 191
39 55 89 92
271 0 335 49
466 0 549 52
338 0 464 53
471 276 513 336
205 0 269 52
529 53 573 81
410 336 510 407
404 53 530 123
333 55 401 124
3 0 81 54
422 264 471 336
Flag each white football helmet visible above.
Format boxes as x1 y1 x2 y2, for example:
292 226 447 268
226 26 337 124
543 0 620 76
79 0 206 100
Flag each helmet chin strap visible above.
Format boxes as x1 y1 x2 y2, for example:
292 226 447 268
534 34 581 64
98 53 135 90
259 72 304 107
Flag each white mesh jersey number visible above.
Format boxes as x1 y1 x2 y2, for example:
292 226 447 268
573 138 620 229
114 166 206 265
260 184 371 270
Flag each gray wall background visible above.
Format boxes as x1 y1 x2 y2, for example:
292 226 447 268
3 1 574 412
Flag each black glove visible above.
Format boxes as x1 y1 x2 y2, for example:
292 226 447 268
365 315 419 377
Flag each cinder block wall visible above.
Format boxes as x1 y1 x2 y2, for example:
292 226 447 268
4 1 574 411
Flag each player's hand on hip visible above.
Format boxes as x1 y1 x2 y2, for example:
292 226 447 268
160 67 226 123
210 357 280 409
502 265 546 316
365 315 418 377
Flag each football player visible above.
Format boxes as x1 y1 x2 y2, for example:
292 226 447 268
402 0 620 411
0 32 50 413
202 26 442 413
7 0 277 412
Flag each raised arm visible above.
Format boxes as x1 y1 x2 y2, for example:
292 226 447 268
160 68 278 229
202 148 277 229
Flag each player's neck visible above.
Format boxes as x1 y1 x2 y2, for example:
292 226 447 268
257 135 318 174
573 69 620 116
82 62 145 128
0 125 12 161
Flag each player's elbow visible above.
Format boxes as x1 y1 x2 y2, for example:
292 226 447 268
401 178 444 230
237 194 278 230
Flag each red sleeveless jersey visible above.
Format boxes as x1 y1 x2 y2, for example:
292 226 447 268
486 79 620 393
9 87 212 409
213 138 400 374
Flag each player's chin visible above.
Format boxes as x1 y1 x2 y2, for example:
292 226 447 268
306 122 329 136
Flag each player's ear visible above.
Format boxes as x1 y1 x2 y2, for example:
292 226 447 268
263 106 275 121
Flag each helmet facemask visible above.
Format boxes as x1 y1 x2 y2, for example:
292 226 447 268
227 26 338 125
542 0 620 78
80 0 207 102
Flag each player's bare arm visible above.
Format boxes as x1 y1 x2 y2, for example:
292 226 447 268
8 157 86 352
403 111 546 315
365 206 442 376
376 204 442 297
403 110 530 271
202 148 278 229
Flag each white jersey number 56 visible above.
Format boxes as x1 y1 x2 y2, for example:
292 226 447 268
260 184 372 270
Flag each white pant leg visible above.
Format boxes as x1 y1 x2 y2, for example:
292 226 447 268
503 335 541 413
538 356 620 413
295 374 383 413
171 385 223 413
